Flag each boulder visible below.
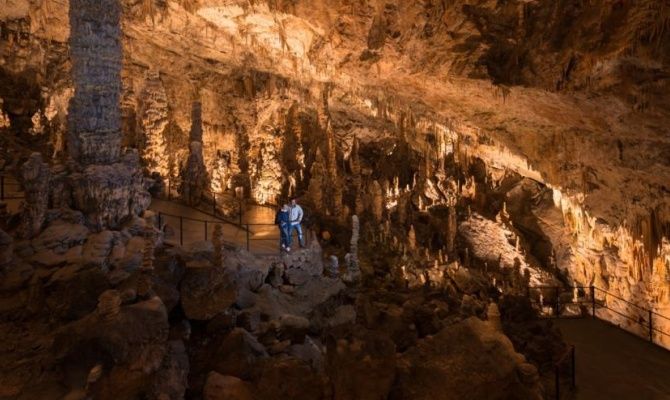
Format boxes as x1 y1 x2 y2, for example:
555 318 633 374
31 222 89 253
254 357 325 400
180 265 237 320
0 228 13 266
325 330 396 400
203 372 253 400
148 340 189 400
211 328 268 379
393 317 543 400
81 230 116 268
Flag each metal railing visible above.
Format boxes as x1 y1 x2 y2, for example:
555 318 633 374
0 174 25 200
162 181 278 226
156 210 281 254
551 344 576 400
528 285 670 349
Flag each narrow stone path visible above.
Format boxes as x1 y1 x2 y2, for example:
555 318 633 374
149 198 281 256
555 318 670 400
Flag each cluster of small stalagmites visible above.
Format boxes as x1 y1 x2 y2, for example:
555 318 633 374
181 101 210 205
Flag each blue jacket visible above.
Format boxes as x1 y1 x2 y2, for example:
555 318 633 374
275 209 289 226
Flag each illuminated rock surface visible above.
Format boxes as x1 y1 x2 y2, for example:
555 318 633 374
2 0 670 398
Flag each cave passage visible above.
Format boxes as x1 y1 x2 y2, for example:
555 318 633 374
1 0 670 399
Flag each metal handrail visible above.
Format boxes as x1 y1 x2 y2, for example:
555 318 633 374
156 210 280 252
0 174 25 201
528 285 670 347
552 344 576 400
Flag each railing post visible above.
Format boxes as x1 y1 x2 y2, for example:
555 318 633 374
555 365 560 400
590 285 596 318
246 224 250 251
205 220 208 241
555 287 560 317
649 310 653 343
179 216 184 246
571 345 576 389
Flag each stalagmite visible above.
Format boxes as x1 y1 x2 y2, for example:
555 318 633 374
19 153 50 238
447 205 457 254
328 255 339 277
369 180 384 223
138 70 169 176
326 124 343 220
181 102 209 205
408 225 417 250
97 290 122 322
350 137 364 215
141 227 156 272
308 148 326 210
213 224 225 268
343 215 361 283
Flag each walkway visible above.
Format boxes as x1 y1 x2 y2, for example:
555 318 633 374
149 198 281 256
555 318 670 400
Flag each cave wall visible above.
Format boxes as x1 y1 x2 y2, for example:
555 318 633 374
2 0 670 345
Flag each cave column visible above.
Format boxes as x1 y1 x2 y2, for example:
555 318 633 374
68 0 123 165
67 0 150 229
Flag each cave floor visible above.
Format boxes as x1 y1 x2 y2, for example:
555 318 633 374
555 318 670 400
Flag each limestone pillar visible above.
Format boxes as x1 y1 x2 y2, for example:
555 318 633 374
68 0 123 165
67 0 150 229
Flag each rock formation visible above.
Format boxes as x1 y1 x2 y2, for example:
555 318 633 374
343 215 361 283
181 102 210 205
3 0 670 397
67 0 121 165
19 153 50 238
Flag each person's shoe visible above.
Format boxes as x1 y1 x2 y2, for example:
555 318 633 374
286 247 291 252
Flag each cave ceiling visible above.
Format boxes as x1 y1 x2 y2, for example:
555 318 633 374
3 0 670 226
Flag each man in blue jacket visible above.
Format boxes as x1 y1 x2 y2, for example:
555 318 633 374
275 204 290 251
288 197 305 249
